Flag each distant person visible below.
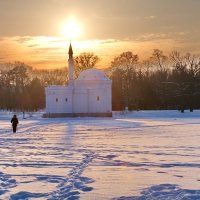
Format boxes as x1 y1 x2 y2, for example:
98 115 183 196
11 114 19 133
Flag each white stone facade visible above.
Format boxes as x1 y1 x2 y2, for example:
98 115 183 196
44 44 112 117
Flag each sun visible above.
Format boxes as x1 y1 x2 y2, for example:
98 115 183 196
61 19 81 40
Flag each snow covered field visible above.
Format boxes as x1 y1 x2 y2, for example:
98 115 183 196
0 110 200 200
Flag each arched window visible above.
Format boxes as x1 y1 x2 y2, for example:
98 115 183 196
56 98 58 102
65 98 68 102
97 96 100 101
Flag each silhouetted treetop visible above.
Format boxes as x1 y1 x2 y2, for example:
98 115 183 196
74 52 100 78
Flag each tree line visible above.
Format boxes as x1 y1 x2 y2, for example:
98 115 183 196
0 62 67 111
109 50 200 112
0 50 200 112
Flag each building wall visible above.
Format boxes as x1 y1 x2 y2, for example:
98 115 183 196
88 88 111 113
74 80 112 113
73 89 89 113
45 79 112 115
45 86 73 113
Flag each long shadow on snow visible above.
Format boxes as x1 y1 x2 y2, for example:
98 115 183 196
113 184 200 200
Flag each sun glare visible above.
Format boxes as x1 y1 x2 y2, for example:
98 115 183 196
61 19 81 40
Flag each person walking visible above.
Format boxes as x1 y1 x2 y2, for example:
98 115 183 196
11 114 19 133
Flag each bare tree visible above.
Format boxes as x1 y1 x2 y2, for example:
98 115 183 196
34 68 68 86
74 52 100 78
111 51 139 71
170 51 200 77
150 49 168 72
110 51 139 110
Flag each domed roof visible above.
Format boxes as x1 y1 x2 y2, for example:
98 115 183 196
77 69 110 81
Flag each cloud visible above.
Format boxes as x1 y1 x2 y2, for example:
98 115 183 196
135 31 189 42
100 39 121 44
27 44 39 48
14 36 33 44
144 15 156 20
0 35 200 69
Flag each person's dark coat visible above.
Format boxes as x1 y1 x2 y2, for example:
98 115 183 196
11 115 19 133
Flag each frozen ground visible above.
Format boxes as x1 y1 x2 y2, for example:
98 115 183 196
0 110 200 200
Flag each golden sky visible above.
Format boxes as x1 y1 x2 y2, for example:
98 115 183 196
0 0 200 69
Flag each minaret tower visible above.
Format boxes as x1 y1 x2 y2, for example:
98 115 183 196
68 42 74 85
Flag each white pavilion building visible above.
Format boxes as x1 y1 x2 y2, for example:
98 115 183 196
44 43 112 117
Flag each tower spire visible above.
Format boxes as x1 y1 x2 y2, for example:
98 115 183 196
68 41 74 85
68 40 73 58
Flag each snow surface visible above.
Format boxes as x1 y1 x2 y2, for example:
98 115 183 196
0 110 200 199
